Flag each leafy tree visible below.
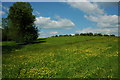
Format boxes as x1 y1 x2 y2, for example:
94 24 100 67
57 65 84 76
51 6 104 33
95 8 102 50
88 33 93 36
104 34 109 36
2 18 8 29
80 33 85 36
0 28 2 41
75 33 79 36
55 35 58 37
8 2 38 43
64 34 69 37
59 35 64 37
97 33 103 36
2 18 10 41
94 33 98 36
68 34 72 36
110 34 115 37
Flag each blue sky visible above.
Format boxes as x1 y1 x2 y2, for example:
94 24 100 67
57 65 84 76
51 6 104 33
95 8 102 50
1 2 118 37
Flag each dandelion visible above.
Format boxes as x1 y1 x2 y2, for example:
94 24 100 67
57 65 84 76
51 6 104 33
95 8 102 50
19 56 23 58
15 49 20 51
107 76 112 78
116 51 118 54
97 67 99 70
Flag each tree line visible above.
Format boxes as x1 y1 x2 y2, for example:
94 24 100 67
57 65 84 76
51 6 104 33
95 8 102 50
52 33 115 37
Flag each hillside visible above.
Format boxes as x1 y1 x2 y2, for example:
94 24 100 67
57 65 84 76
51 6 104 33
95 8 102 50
2 36 118 78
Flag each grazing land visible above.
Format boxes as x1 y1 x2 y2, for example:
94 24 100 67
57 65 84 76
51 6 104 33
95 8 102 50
2 36 118 78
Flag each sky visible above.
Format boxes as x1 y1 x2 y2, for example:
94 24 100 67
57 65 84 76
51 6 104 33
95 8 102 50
1 1 119 37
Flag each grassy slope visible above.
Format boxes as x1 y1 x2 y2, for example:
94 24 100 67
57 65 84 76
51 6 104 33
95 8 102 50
2 36 118 78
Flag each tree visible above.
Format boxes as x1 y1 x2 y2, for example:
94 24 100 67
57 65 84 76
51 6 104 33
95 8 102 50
104 34 109 36
55 35 58 37
0 28 2 41
68 34 72 37
2 18 10 41
110 34 115 37
75 33 79 36
88 33 93 36
97 33 103 36
8 2 38 43
59 35 64 37
80 33 84 36
64 34 69 37
94 33 98 36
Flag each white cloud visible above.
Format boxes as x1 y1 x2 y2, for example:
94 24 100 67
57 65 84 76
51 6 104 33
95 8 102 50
0 4 9 15
38 31 49 38
67 1 118 28
85 15 118 27
2 6 9 12
0 11 5 15
35 16 75 29
33 10 41 16
68 1 118 35
35 11 41 15
71 34 75 36
68 1 104 15
50 31 58 34
76 27 118 35
38 31 59 38
0 3 5 15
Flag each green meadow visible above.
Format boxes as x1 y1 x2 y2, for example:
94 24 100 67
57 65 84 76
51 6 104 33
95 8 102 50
2 36 118 78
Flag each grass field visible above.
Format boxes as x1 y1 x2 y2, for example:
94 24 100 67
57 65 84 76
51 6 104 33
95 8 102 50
2 36 118 78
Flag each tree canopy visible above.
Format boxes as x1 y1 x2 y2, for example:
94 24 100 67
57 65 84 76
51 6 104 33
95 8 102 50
8 2 38 43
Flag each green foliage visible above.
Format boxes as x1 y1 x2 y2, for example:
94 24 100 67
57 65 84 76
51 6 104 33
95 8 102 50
75 33 79 36
2 36 118 78
2 18 11 41
55 35 58 37
97 33 103 36
2 18 8 29
110 34 115 37
104 34 109 36
53 33 115 37
88 32 93 36
8 2 38 43
0 28 2 41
